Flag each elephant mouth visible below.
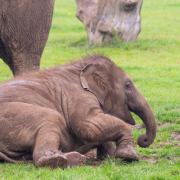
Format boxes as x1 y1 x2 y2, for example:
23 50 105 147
123 104 136 125
99 31 113 43
127 111 136 125
115 106 136 126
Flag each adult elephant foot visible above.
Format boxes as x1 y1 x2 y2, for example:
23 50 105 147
115 143 139 161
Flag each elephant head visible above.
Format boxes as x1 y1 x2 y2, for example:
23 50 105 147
76 0 143 45
80 57 156 147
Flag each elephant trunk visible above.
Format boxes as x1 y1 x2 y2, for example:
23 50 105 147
136 101 157 148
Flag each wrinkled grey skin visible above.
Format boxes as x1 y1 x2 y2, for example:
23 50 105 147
0 0 55 76
0 56 156 168
76 0 143 45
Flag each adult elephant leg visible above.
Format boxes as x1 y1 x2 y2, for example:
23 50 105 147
72 111 138 161
0 44 41 76
0 38 14 73
0 0 55 76
11 53 41 76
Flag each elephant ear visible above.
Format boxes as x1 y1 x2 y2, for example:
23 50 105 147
80 63 109 106
76 0 98 26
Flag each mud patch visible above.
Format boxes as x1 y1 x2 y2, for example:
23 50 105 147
157 132 180 148
157 122 172 129
141 156 158 164
167 156 180 163
171 132 180 141
158 141 172 148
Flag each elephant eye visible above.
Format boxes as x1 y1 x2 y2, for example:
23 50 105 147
123 2 137 12
125 81 132 90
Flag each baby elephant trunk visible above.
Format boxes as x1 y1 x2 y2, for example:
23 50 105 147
136 100 157 148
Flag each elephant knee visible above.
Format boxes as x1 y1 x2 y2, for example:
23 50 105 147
78 123 101 143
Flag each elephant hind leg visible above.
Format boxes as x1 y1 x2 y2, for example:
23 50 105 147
0 102 68 168
0 102 86 168
32 116 68 168
33 124 87 168
32 107 87 168
36 151 87 169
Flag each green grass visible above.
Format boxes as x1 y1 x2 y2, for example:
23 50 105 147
0 0 180 179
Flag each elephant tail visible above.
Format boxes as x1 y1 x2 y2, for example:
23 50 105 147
0 152 18 163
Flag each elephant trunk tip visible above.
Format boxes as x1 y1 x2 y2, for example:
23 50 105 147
137 134 151 148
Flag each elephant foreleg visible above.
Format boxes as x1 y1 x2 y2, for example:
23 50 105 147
76 142 115 160
97 142 115 160
72 111 138 161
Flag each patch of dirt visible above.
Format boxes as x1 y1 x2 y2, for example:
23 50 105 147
141 156 158 164
157 132 180 148
157 122 172 129
171 132 180 141
158 141 172 147
167 156 180 163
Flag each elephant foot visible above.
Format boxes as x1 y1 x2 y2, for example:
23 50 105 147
36 152 68 169
115 144 139 161
64 151 87 167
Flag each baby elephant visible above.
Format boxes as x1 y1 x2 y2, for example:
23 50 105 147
0 55 156 168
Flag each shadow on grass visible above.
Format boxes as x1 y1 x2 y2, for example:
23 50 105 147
67 37 180 50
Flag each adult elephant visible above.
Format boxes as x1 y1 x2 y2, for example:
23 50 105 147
0 0 55 76
0 55 156 168
76 0 143 45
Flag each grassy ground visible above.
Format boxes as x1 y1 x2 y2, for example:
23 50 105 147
0 0 180 179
